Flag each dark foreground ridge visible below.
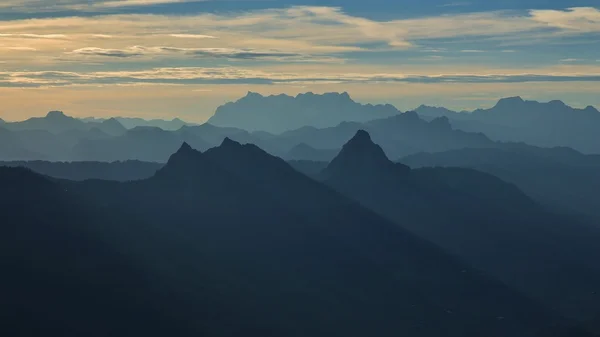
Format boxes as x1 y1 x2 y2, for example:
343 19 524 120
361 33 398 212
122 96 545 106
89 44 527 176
2 140 594 337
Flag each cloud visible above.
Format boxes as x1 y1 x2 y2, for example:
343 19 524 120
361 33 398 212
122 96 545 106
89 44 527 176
560 58 581 62
66 46 345 63
0 33 67 39
5 47 37 51
92 0 199 8
461 49 485 53
439 2 471 7
170 34 217 39
0 5 598 71
2 66 600 88
0 0 199 10
530 7 600 32
69 47 142 57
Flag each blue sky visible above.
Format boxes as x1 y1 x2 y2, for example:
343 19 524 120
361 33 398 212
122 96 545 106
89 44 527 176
0 0 599 121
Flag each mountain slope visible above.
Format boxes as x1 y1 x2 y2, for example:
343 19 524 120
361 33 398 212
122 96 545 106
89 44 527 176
402 147 600 220
321 131 600 325
0 160 162 181
208 91 399 133
2 144 588 337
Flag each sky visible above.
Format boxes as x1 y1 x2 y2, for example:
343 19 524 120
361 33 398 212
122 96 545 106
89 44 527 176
0 0 599 122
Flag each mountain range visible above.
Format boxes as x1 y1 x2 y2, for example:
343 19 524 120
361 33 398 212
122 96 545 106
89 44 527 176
6 138 594 337
0 109 497 162
403 146 600 221
80 116 196 130
416 97 600 153
208 91 400 133
318 131 600 323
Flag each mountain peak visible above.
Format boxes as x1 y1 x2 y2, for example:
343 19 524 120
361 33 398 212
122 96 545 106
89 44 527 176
350 129 372 143
495 96 525 108
323 130 407 179
245 91 263 99
159 142 203 175
429 116 452 129
46 110 67 119
548 100 567 108
178 141 194 153
220 137 242 148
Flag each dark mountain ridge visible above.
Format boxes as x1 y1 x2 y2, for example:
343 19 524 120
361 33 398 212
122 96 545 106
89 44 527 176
2 142 590 337
319 130 600 325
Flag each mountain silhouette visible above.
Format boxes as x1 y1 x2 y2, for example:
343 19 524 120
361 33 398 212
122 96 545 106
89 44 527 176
3 143 592 337
115 117 193 130
321 131 600 325
285 142 338 161
0 160 162 181
416 98 600 153
96 118 127 136
5 111 90 134
403 146 600 221
72 126 209 162
272 111 494 159
322 129 409 180
208 91 399 133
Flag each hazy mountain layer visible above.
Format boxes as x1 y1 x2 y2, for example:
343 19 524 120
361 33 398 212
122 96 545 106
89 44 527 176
416 97 600 153
403 147 600 221
208 91 399 133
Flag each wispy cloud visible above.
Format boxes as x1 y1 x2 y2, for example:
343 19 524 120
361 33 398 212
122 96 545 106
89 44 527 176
0 33 67 39
5 46 37 51
3 66 600 88
67 46 345 63
439 2 471 7
170 34 217 39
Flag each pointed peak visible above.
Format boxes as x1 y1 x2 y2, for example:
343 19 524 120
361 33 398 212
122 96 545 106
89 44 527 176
178 141 193 153
584 105 599 112
245 91 263 99
220 137 242 148
350 129 372 143
166 141 201 164
324 130 403 178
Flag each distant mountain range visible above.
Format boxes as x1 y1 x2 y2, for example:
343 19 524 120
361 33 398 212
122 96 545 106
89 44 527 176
403 146 600 221
4 133 599 336
0 109 498 162
3 111 127 136
416 97 600 153
208 91 400 133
